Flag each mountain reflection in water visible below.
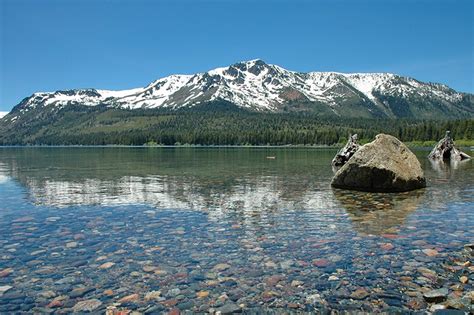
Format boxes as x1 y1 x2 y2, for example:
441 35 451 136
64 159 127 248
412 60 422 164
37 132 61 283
0 147 472 229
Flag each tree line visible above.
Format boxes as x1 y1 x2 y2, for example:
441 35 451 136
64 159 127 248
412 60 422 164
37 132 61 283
3 105 471 146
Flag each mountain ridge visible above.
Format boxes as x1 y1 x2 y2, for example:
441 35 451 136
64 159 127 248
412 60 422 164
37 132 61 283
4 59 473 121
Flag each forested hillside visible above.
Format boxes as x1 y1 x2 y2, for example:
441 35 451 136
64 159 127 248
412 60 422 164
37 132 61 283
1 104 472 146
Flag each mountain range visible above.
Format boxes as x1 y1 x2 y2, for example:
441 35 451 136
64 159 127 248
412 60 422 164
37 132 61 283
3 59 473 120
0 59 473 145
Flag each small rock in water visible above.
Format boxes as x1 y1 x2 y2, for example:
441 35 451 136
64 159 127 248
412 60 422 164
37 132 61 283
306 293 324 304
196 291 209 298
46 216 61 222
168 288 181 297
162 299 178 309
422 249 438 257
73 233 85 240
13 216 34 223
459 276 468 284
0 285 13 296
103 289 114 296
444 296 470 310
154 269 168 276
216 303 241 314
47 299 63 308
144 290 161 301
30 249 46 256
168 308 181 315
66 242 78 248
0 268 14 277
72 299 102 312
143 265 157 273
350 288 369 300
312 259 330 267
70 286 93 298
118 293 139 304
38 290 56 298
464 290 474 301
265 275 283 286
130 271 141 277
380 243 395 251
99 262 115 269
213 263 231 272
328 275 339 281
406 298 426 310
264 261 277 268
423 288 449 303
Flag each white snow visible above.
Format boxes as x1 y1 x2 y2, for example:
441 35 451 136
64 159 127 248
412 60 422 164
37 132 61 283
0 111 8 119
117 74 192 109
43 93 97 107
97 87 145 99
342 73 392 101
208 66 228 76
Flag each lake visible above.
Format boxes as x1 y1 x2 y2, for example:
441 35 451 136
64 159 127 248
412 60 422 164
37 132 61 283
0 147 472 313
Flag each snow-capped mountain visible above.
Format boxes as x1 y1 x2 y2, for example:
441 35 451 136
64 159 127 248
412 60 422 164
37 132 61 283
7 59 473 119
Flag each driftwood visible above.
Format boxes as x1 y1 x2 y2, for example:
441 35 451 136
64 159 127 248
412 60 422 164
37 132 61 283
332 134 360 167
428 131 471 161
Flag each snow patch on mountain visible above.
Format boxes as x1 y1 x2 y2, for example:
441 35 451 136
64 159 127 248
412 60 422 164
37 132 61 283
342 73 393 101
0 112 8 119
116 74 193 109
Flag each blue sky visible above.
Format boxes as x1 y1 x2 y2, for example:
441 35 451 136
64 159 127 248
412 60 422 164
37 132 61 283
0 0 472 111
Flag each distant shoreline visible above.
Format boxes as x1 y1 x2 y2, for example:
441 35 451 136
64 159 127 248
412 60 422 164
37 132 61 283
1 144 471 150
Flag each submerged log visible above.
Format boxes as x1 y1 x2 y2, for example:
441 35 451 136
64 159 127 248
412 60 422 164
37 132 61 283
428 131 471 161
332 134 360 167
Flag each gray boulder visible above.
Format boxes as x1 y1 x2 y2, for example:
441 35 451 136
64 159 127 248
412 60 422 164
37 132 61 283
331 134 426 192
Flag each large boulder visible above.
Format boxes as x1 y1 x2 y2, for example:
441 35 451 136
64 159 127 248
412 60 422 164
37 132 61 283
331 134 426 192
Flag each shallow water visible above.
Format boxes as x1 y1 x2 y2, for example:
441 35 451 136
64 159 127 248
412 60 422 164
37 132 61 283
0 147 472 313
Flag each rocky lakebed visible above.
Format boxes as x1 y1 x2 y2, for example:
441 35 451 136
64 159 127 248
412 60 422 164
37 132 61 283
0 147 472 314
